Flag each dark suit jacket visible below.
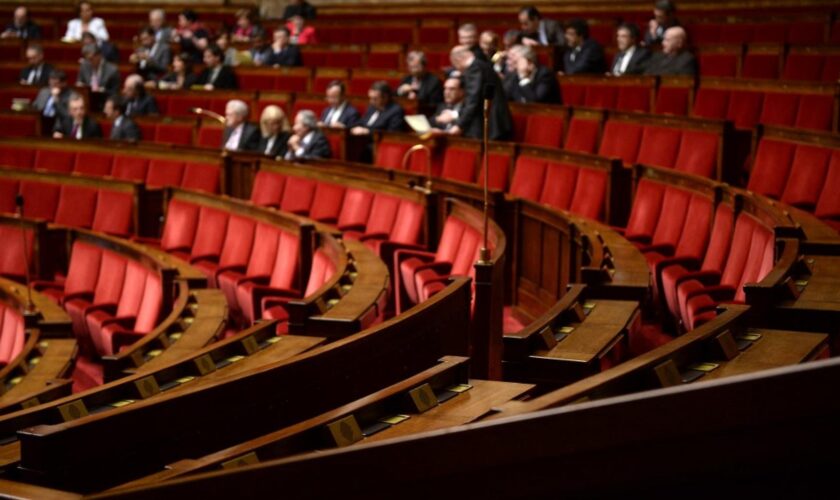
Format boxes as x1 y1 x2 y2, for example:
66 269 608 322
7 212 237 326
644 18 680 46
504 65 560 104
77 60 121 94
197 65 238 90
138 42 171 80
320 103 360 128
360 101 406 132
4 21 40 39
399 72 443 107
521 18 564 46
644 51 696 76
611 46 652 75
258 131 291 157
222 122 261 151
110 116 141 141
33 87 71 118
282 2 317 20
431 102 463 130
161 71 198 89
457 57 513 141
470 44 489 63
125 94 158 117
289 131 331 159
563 38 606 75
53 116 102 139
19 63 53 87
265 45 302 67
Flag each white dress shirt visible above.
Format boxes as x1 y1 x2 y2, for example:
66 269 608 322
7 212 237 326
225 124 244 151
64 17 109 42
613 46 636 76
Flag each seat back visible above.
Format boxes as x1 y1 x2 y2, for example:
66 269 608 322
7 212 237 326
389 200 425 245
279 176 317 215
337 188 375 229
146 159 186 188
625 179 665 240
637 126 682 169
54 185 98 229
160 199 200 252
246 224 282 276
701 202 735 272
539 162 578 211
218 215 257 268
598 120 643 165
523 114 564 148
569 169 608 221
747 138 796 199
116 261 148 317
190 206 229 260
509 155 547 201
440 147 479 183
365 194 401 236
815 151 840 220
435 217 467 263
308 182 346 223
719 213 757 288
133 272 163 334
112 156 149 182
674 130 720 178
649 187 691 248
73 152 113 176
92 250 127 304
780 144 831 210
20 181 60 220
65 241 103 296
563 117 600 154
269 231 300 289
304 250 336 297
250 170 286 208
92 190 134 236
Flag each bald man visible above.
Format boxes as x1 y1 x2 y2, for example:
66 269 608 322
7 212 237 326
644 26 695 76
442 45 511 140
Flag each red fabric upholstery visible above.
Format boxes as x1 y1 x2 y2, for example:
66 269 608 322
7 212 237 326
388 200 425 245
236 230 299 324
815 152 840 222
0 225 33 282
0 145 34 168
655 85 691 116
73 152 114 176
0 179 18 213
674 130 719 178
698 52 739 77
279 176 317 215
692 88 730 120
36 240 102 304
795 94 834 132
478 151 512 191
539 162 578 211
584 85 617 109
87 260 147 355
0 306 24 365
646 187 691 252
66 249 126 342
197 215 256 286
160 199 200 252
440 147 479 183
741 51 780 79
182 162 220 193
362 194 401 237
509 155 547 201
337 188 375 230
780 145 831 210
564 117 600 154
399 217 466 304
112 156 149 182
726 90 763 129
758 92 799 128
616 85 652 113
374 140 411 169
782 53 823 81
34 149 75 173
598 120 643 165
92 190 133 236
747 139 796 199
218 223 281 318
54 185 98 229
637 126 682 168
146 159 186 188
154 122 194 145
523 114 564 148
189 206 229 262
569 169 607 221
625 179 665 241
308 182 347 223
250 170 286 207
20 180 59 220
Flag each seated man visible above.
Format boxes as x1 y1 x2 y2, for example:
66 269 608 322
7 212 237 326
53 93 102 140
504 44 560 103
561 19 606 75
446 45 512 140
431 76 465 132
611 23 651 76
222 99 260 152
131 26 171 81
33 70 72 119
397 51 443 108
2 6 40 40
197 45 238 90
518 6 563 46
263 27 302 67
122 74 158 116
644 26 695 76
77 43 120 95
351 81 406 135
148 8 172 44
285 110 331 160
19 44 53 87
104 95 140 142
319 80 360 128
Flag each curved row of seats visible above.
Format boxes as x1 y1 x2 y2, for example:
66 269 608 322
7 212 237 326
0 301 24 367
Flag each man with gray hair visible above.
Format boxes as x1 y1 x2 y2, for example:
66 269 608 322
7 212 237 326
77 42 120 94
20 44 53 87
447 45 512 140
148 8 172 43
222 99 260 152
503 44 560 103
458 23 487 62
52 93 102 140
286 110 331 160
644 26 695 76
397 51 442 108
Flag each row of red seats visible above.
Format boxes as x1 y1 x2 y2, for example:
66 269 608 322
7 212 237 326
34 239 163 357
747 129 840 233
0 175 133 236
0 222 33 283
695 44 840 82
0 302 24 366
0 143 220 193
249 168 426 258
148 197 302 326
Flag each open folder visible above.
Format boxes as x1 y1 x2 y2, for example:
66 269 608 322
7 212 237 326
404 114 432 134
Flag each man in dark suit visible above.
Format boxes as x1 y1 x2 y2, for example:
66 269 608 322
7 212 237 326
611 23 651 76
561 19 606 75
264 27 302 67
504 45 560 103
52 93 102 140
446 44 512 141
644 26 696 76
518 6 563 47
222 99 260 152
319 80 360 128
122 74 158 116
458 23 488 63
1 6 40 40
197 45 238 90
350 81 406 135
33 70 72 120
644 0 680 47
431 76 465 132
104 95 140 142
286 110 331 160
77 43 121 95
19 45 53 87
131 27 171 81
282 0 316 21
397 51 443 108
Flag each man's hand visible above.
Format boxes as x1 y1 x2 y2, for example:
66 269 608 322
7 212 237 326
52 131 64 139
435 109 457 125
521 37 539 47
350 126 370 136
447 125 462 136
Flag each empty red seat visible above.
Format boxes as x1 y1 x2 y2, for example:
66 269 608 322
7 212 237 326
98 272 163 355
508 155 547 202
478 150 513 191
747 139 797 199
569 169 608 221
146 159 186 188
92 190 134 236
759 93 799 128
34 149 75 173
563 117 600 154
698 50 740 77
615 85 652 113
782 53 825 82
0 114 38 138
32 240 102 305
584 85 617 110
86 260 148 356
65 249 127 351
0 225 33 282
236 230 300 325
780 145 831 210
0 306 24 365
217 222 282 320
815 152 840 230
440 147 479 183
54 185 98 229
795 94 834 132
182 162 221 193
279 176 317 215
624 179 666 242
374 140 412 170
112 156 149 182
347 193 400 240
154 122 194 146
0 179 18 213
741 46 781 79
523 114 564 148
692 88 730 120
337 188 375 231
637 126 682 169
250 170 286 208
193 215 256 287
158 199 200 253
726 90 763 129
655 84 691 116
539 162 578 211
308 182 346 224
262 249 337 328
73 152 114 176
0 145 34 169
19 181 60 220
674 130 720 178
182 206 229 264
196 125 224 148
598 121 643 165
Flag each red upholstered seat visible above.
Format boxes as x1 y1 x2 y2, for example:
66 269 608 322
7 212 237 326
236 230 299 325
146 159 186 188
0 114 37 138
98 272 163 355
539 162 578 211
726 90 763 129
741 48 781 79
0 306 24 365
747 139 796 199
279 176 317 215
396 216 466 307
54 185 98 229
337 188 375 231
624 179 666 242
262 249 337 326
640 187 691 255
385 200 425 245
34 149 75 173
598 120 643 165
416 225 481 302
308 182 347 224
92 190 133 236
355 193 400 239
674 130 720 178
564 117 600 154
559 80 586 107
698 51 739 77
584 85 617 110
86 260 147 356
478 151 513 191
20 180 60 220
217 223 281 320
0 225 33 282
0 179 18 213
153 122 194 146
65 250 126 351
815 151 840 227
32 240 102 305
196 125 224 148
637 126 682 169
73 152 114 176
655 85 691 116
780 145 831 211
569 169 607 221
615 85 651 113
782 53 824 82
759 93 799 128
509 155 547 201
440 147 479 183
692 88 729 120
250 170 286 208
194 215 256 287
374 140 412 169
523 114 564 148
188 206 229 263
111 156 149 182
0 145 34 169
795 94 834 132
182 162 220 193
159 199 200 253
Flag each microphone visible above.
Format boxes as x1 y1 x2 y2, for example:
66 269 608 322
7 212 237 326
190 107 226 124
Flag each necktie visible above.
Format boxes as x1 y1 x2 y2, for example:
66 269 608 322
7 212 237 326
613 52 625 75
28 67 38 84
43 96 55 117
367 111 379 127
265 136 275 155
126 101 134 116
324 108 334 125
71 123 79 139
